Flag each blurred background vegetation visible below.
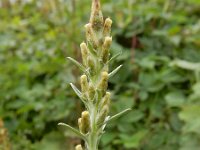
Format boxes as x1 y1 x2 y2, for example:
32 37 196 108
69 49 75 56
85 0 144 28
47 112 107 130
0 0 200 149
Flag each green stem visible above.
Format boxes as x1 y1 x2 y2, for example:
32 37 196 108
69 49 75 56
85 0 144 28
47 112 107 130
87 106 99 150
87 132 98 150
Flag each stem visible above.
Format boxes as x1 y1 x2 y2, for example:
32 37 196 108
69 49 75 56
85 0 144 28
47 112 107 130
87 133 98 150
87 106 99 150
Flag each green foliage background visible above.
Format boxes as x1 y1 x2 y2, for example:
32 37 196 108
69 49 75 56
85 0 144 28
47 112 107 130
0 0 200 149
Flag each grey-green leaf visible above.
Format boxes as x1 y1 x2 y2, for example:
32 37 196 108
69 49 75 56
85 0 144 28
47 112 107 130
108 65 123 78
58 123 86 140
107 108 131 122
67 57 86 72
108 51 122 64
70 83 82 98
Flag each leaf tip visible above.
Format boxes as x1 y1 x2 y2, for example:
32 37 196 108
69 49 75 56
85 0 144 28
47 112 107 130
58 122 65 126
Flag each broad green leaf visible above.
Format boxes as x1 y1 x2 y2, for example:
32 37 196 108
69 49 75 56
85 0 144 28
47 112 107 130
101 133 117 146
119 110 144 123
120 129 148 148
179 105 200 134
165 91 186 107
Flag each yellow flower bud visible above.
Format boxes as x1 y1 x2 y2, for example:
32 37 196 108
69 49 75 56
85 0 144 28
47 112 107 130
75 144 83 150
78 118 83 133
101 37 112 63
90 0 103 31
103 36 112 50
81 111 90 134
88 83 95 101
103 18 112 37
80 75 88 95
98 71 108 93
87 56 96 75
85 23 98 49
85 23 92 39
80 42 89 66
101 92 111 108
101 46 109 63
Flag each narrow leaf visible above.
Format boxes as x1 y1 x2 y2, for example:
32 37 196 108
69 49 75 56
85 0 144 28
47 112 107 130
102 116 110 130
70 83 89 109
67 57 85 72
108 51 122 64
108 108 131 122
108 65 123 78
70 83 82 98
58 123 86 140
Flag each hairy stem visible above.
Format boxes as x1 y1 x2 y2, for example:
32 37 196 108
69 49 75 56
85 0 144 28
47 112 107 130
86 90 99 150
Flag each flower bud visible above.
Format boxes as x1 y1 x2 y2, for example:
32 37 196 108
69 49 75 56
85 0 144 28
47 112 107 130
75 144 83 150
90 0 103 31
80 42 89 66
98 71 108 93
78 118 82 132
85 23 98 49
85 23 92 42
101 46 109 63
88 83 95 101
103 18 112 37
101 37 112 63
80 75 89 97
87 56 96 75
101 92 111 108
103 36 112 50
97 105 109 126
81 111 90 134
78 119 85 134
